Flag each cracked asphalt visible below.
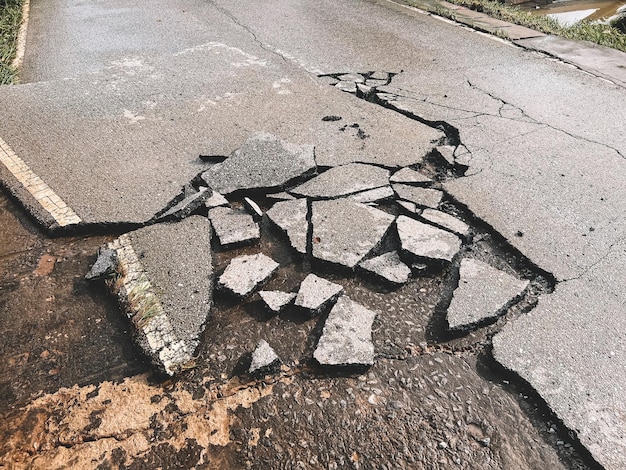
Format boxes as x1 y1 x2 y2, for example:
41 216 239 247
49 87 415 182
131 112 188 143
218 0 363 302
1 0 625 468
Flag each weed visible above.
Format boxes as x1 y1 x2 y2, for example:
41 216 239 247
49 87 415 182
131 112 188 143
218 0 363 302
0 0 25 85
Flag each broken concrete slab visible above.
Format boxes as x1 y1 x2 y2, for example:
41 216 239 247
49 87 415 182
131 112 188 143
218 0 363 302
208 206 260 247
204 191 229 209
447 258 529 330
266 198 308 255
290 163 389 199
349 185 394 203
243 197 263 221
85 247 118 280
104 216 213 375
390 167 432 185
358 251 411 285
392 184 443 209
294 273 344 315
311 199 395 268
397 215 462 263
249 339 281 374
156 186 211 221
338 73 365 83
259 290 296 313
437 145 456 167
201 132 316 196
335 81 358 93
218 253 279 298
313 296 377 367
397 200 420 215
421 208 470 237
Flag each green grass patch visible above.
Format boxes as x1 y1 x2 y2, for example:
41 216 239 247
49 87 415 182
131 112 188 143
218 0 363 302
403 0 626 52
1 0 25 84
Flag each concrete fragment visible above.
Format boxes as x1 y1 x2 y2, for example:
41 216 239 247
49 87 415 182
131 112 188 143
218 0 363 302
390 167 432 185
243 197 263 221
312 199 395 268
105 216 213 375
204 191 229 209
421 209 470 237
392 184 443 209
314 296 377 367
157 186 210 220
358 251 411 285
85 248 118 280
349 185 394 203
266 191 296 201
201 132 316 195
290 163 389 199
294 274 344 314
338 73 365 83
208 206 259 247
447 258 529 330
335 81 357 93
266 198 308 254
397 215 461 263
218 253 279 298
356 83 373 96
259 290 296 313
249 339 281 374
369 71 390 80
396 200 420 214
437 145 456 166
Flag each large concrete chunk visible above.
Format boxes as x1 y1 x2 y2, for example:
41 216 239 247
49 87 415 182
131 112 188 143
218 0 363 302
397 215 461 263
156 186 211 221
314 296 377 367
421 209 470 237
358 251 411 285
390 167 432 185
312 199 395 268
266 199 308 254
208 206 260 247
218 253 279 298
104 216 213 375
349 185 394 203
295 274 344 314
393 184 443 209
201 133 316 195
259 290 296 313
290 163 389 199
447 258 529 330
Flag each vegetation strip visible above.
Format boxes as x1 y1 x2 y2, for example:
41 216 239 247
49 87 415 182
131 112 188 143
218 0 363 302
0 0 25 84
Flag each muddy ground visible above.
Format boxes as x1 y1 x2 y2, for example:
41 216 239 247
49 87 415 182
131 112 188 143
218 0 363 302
0 190 598 469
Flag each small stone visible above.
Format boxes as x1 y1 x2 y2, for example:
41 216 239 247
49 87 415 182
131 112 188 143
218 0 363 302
390 168 432 185
349 186 394 203
446 258 529 330
218 253 279 298
392 184 443 209
358 251 411 285
295 274 344 315
157 186 211 220
397 215 461 263
266 198 308 254
204 191 229 208
259 290 296 313
314 296 377 366
421 209 470 237
85 248 118 280
243 197 263 221
290 163 389 199
249 340 281 374
208 206 260 247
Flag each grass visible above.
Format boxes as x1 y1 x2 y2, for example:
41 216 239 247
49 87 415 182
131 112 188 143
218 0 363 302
0 0 24 84
403 0 626 52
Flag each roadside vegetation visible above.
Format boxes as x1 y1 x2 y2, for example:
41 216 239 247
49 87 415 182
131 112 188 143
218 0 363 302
405 0 626 53
0 0 25 84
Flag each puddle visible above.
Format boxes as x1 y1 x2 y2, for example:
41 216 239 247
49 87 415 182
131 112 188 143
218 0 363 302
514 0 625 25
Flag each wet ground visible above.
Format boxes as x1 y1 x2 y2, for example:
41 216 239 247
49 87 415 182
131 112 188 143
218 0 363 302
515 0 624 23
0 188 600 469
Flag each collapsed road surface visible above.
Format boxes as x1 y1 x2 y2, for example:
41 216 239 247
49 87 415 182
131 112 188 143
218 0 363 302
1 0 625 468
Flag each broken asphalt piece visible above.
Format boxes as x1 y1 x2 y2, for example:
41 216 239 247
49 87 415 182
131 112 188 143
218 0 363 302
208 206 260 247
259 290 296 313
436 145 456 167
390 167 432 185
85 247 118 280
294 274 344 315
249 339 281 375
218 253 279 298
243 197 263 221
392 184 443 209
397 200 420 215
447 258 529 330
201 132 316 195
421 209 470 238
104 216 213 375
358 251 411 285
204 190 229 209
156 186 211 221
335 81 358 93
313 296 377 367
349 186 394 204
266 198 308 255
266 191 296 201
338 73 365 83
290 163 389 199
312 199 395 268
397 215 462 263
